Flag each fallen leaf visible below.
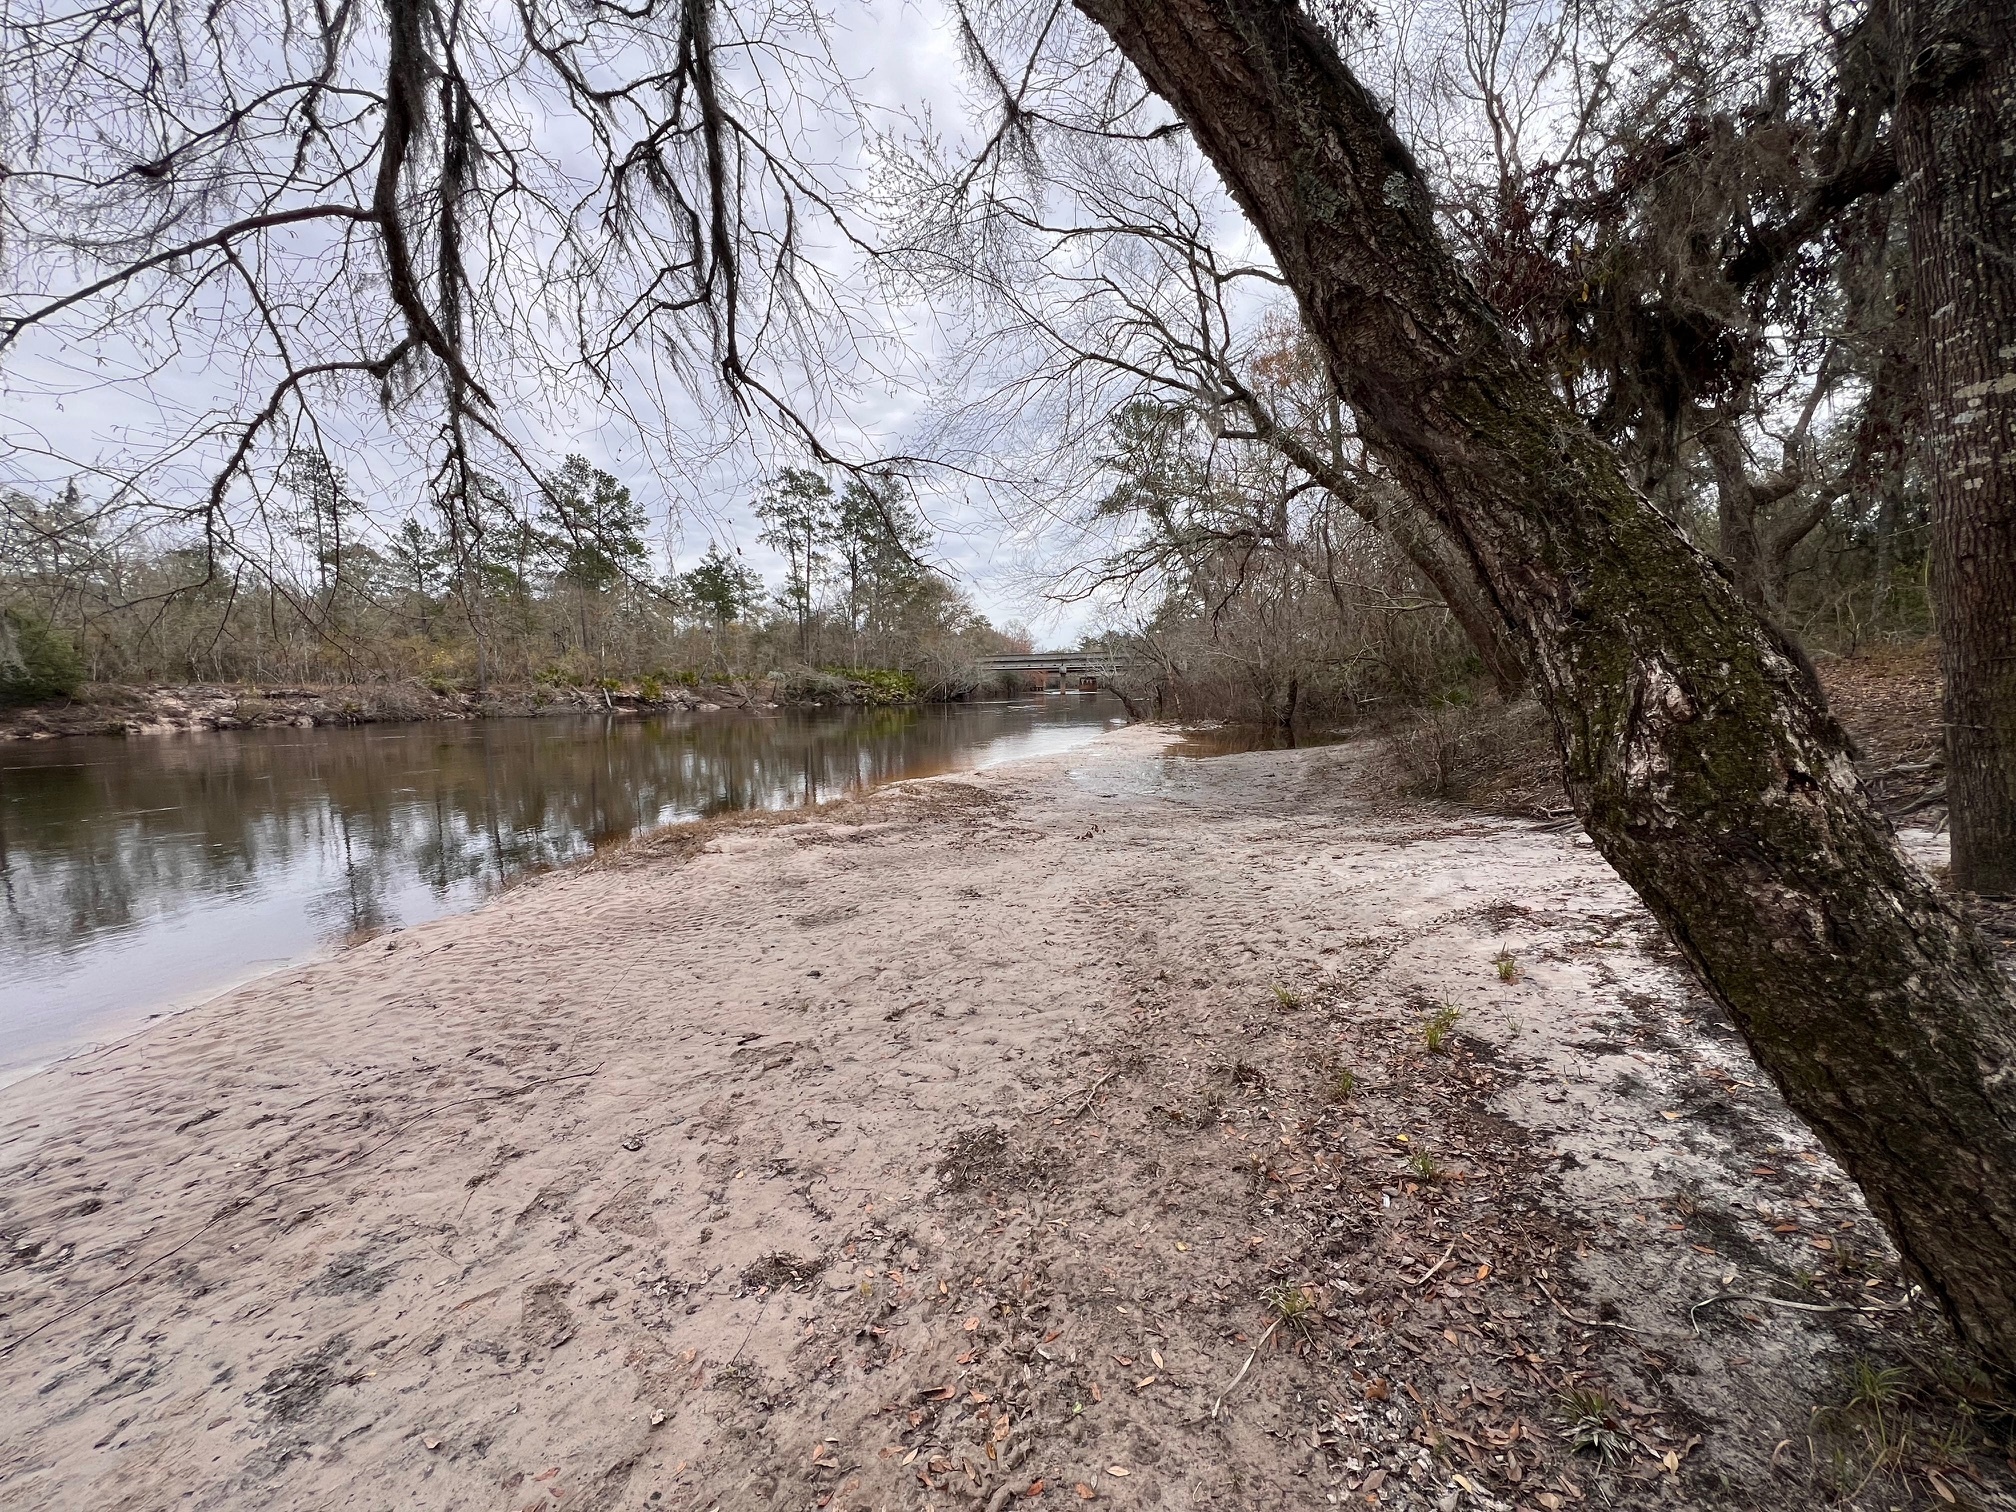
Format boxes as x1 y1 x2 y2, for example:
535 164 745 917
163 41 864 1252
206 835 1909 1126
1364 1378 1390 1402
1930 1469 1957 1503
1359 1467 1386 1493
1812 1237 1835 1251
1074 1485 1096 1501
1089 1381 1102 1403
926 1386 956 1401
1106 1466 1130 1477
1474 1263 1491 1281
1150 1350 1164 1368
964 1317 980 1332
1175 1242 1189 1252
957 1350 980 1364
1043 1329 1063 1343
1134 1375 1156 1389
902 1448 919 1466
423 1437 441 1452
1660 1111 1680 1121
1026 1480 1044 1497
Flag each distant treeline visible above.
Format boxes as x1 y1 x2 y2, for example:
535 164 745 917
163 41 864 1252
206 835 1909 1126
0 457 1028 704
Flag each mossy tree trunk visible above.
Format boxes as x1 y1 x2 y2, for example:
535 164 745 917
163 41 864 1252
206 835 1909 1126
1896 0 2016 897
1073 0 2016 1371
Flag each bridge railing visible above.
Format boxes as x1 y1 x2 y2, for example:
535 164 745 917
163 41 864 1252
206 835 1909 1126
975 649 1139 670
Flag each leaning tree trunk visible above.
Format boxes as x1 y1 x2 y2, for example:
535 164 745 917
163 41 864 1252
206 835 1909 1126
1073 0 2016 1371
1896 0 2016 897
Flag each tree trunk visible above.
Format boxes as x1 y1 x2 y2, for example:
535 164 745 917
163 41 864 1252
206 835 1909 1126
1701 423 1777 612
1856 340 1916 635
1074 0 2016 1371
1896 0 2016 897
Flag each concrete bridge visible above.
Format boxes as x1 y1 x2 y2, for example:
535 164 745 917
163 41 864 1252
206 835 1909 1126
977 648 1138 692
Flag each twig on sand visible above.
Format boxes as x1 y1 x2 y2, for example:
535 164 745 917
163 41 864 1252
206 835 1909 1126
0 1064 602 1359
1210 1319 1282 1419
1537 1278 1648 1336
1074 1070 1119 1117
1032 1067 1116 1118
1687 1290 1913 1336
1405 1241 1457 1287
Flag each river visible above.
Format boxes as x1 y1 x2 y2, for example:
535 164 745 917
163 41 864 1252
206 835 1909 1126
0 695 1124 1077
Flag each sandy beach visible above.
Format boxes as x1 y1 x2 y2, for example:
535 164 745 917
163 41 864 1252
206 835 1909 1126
0 726 1980 1510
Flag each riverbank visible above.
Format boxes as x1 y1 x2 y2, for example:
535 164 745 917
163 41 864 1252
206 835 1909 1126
0 671 943 741
0 726 2000 1510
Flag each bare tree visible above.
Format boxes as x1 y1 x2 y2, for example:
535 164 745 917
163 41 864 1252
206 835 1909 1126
0 0 888 613
1352 0 1906 647
887 125 1524 688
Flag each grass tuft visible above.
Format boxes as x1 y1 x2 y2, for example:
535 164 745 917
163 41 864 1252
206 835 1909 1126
1554 1386 1632 1463
1263 1282 1319 1341
1422 1001 1461 1053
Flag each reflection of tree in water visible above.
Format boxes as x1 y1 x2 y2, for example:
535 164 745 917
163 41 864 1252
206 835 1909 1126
308 805 390 943
0 700 1111 964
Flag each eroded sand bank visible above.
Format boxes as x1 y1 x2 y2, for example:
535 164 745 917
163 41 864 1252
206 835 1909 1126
0 727 1969 1510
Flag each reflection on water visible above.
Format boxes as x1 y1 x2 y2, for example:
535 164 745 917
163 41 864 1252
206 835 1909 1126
1168 722 1350 757
0 696 1121 1073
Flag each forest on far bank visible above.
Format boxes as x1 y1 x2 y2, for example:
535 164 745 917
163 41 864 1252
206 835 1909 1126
0 458 1032 704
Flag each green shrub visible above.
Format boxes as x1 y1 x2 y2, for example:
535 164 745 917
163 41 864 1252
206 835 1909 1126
777 667 853 703
0 607 84 706
829 666 921 704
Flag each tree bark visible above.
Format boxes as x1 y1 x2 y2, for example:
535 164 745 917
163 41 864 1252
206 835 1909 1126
1074 0 2016 1371
1896 0 2016 896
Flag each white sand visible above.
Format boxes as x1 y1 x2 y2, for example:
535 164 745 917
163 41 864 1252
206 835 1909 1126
0 727 1922 1510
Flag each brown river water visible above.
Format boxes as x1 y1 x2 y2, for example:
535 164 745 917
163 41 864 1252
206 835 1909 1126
0 694 1124 1077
